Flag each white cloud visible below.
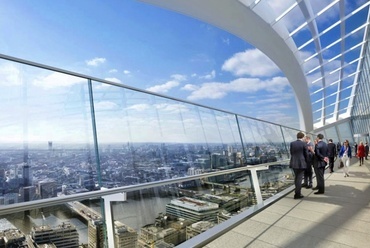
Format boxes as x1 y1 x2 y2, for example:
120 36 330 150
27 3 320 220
146 80 180 94
154 103 189 114
299 50 350 88
86 57 106 66
95 83 111 89
104 77 121 84
256 110 299 129
222 49 280 77
186 77 289 100
123 70 131 75
145 74 186 94
187 82 228 100
181 84 199 91
109 69 118 73
95 101 119 111
171 74 187 81
0 63 21 86
126 103 150 112
199 70 216 80
33 72 85 89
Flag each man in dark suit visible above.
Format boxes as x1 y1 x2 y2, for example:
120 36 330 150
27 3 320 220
289 132 308 199
314 133 328 194
365 142 369 160
327 139 336 173
302 136 314 188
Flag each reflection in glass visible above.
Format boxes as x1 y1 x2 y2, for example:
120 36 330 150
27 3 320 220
238 116 289 165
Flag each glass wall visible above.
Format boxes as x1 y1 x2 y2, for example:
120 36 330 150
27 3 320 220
323 126 340 144
351 36 370 140
0 56 304 247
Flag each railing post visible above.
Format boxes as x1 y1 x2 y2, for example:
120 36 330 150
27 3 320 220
102 192 127 247
247 165 269 205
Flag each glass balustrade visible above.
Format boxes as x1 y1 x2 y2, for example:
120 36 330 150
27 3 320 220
0 55 305 247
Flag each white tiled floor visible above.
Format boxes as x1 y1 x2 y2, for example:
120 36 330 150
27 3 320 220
205 159 370 248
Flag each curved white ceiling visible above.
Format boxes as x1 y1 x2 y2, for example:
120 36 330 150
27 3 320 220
141 0 370 132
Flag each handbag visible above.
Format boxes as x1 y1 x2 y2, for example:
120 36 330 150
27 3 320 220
339 160 344 168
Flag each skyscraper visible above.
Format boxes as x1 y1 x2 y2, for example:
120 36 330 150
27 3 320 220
22 164 32 187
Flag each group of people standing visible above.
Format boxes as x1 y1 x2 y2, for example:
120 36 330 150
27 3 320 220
289 132 328 199
289 132 369 199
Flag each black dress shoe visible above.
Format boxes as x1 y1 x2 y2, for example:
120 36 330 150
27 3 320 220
312 187 318 190
294 194 304 199
314 191 324 195
301 183 307 187
306 184 312 189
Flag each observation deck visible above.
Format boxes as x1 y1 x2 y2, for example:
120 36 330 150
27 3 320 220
204 159 370 248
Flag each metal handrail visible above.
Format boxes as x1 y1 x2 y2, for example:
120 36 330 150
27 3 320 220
0 160 289 216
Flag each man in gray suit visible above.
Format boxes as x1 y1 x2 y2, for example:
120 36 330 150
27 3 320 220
290 132 308 199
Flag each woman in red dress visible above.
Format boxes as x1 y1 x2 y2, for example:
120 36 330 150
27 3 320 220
357 141 365 166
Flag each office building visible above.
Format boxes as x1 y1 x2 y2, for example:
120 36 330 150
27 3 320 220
113 221 137 248
165 197 219 223
22 164 32 187
19 186 37 202
0 219 29 248
0 193 18 206
87 220 104 248
30 223 79 248
186 221 216 240
37 180 57 199
137 225 179 248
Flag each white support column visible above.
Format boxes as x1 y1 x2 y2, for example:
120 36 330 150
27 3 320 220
247 165 269 205
102 192 127 248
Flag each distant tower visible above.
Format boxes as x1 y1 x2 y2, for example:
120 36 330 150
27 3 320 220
48 141 53 158
23 164 32 187
254 146 261 157
23 146 29 164
22 143 32 187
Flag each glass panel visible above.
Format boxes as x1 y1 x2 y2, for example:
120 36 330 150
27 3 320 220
280 126 309 160
274 2 304 32
237 117 288 165
323 126 339 144
92 80 246 187
0 60 96 206
337 121 353 143
258 162 293 200
109 164 294 247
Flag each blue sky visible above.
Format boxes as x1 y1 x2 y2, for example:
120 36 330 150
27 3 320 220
0 0 368 138
0 0 298 129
